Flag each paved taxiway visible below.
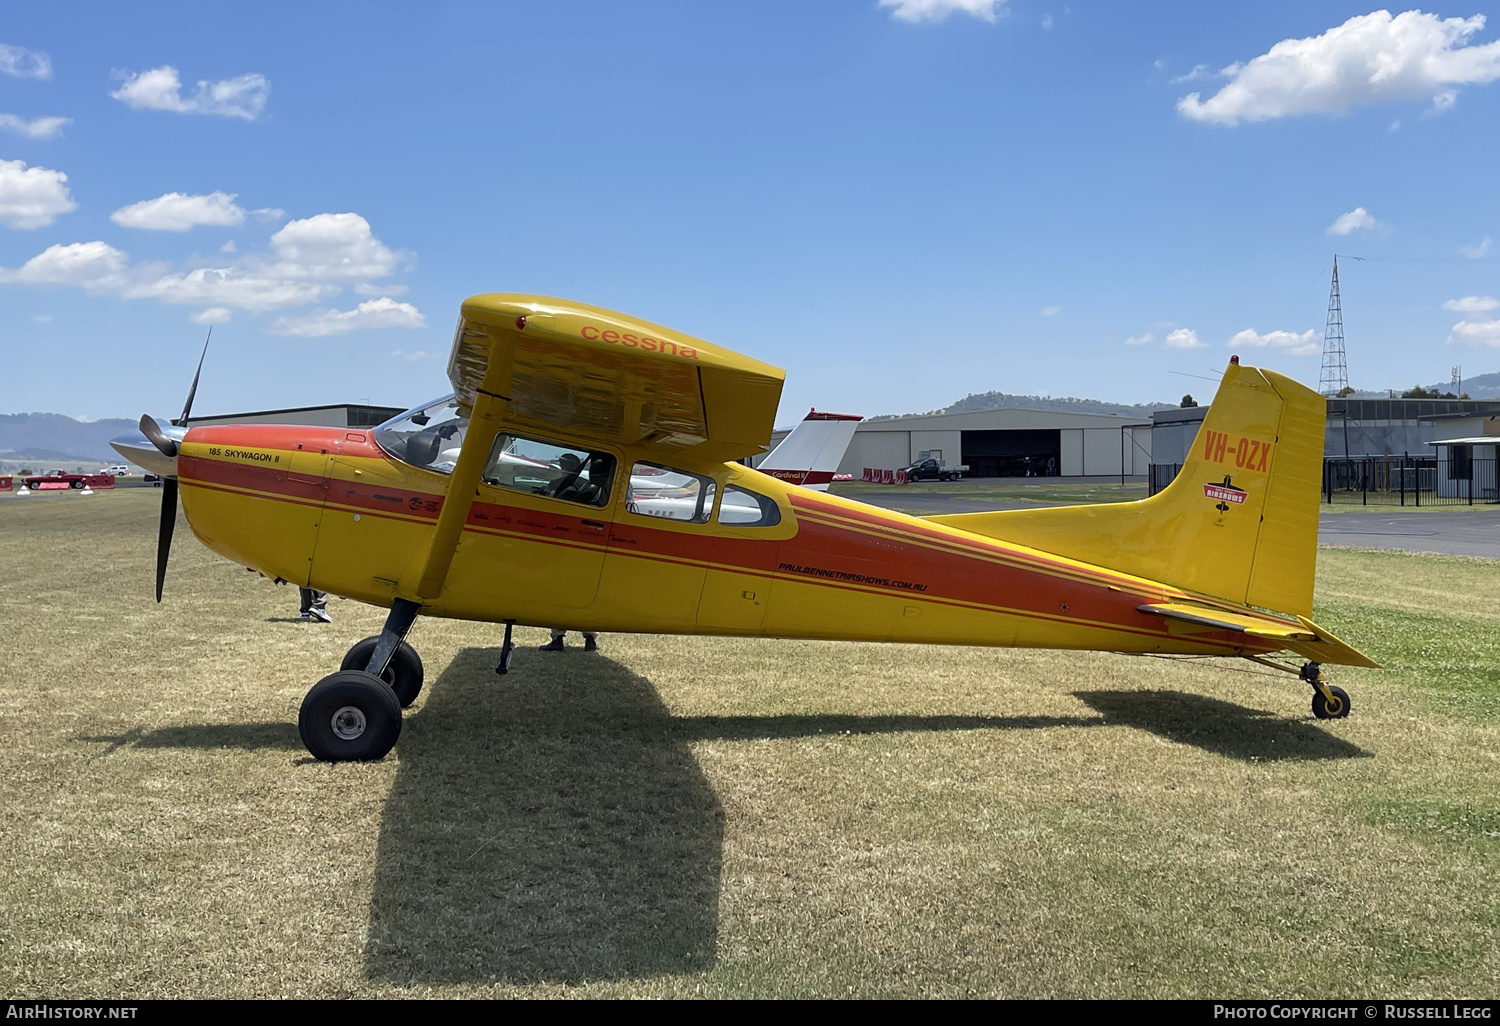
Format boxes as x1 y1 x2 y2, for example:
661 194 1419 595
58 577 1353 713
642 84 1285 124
845 490 1500 560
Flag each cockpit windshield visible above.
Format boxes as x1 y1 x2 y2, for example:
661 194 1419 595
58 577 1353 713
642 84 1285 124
373 395 471 475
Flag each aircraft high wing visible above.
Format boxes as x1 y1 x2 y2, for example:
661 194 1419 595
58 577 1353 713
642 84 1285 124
115 293 1376 763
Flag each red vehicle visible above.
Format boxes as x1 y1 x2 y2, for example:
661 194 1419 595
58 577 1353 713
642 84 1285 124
22 469 116 491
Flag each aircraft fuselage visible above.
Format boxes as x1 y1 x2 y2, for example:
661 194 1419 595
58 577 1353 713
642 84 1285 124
176 422 1278 660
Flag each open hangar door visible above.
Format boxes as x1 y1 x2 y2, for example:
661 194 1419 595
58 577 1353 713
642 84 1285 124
961 429 1061 477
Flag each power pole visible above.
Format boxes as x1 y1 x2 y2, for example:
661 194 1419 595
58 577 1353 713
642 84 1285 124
1452 365 1462 395
1319 256 1349 397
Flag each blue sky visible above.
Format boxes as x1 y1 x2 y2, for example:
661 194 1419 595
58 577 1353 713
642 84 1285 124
2 1 1497 425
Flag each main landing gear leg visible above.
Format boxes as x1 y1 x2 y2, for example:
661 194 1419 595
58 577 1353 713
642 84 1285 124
298 598 423 762
495 619 516 675
1301 661 1351 720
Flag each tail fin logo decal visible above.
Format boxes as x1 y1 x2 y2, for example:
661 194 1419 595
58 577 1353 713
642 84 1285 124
1204 475 1248 511
1200 430 1272 472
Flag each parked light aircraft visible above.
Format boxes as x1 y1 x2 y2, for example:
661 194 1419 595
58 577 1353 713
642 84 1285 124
114 294 1376 763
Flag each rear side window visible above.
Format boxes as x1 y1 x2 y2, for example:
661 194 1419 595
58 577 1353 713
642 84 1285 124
718 484 781 527
627 462 716 523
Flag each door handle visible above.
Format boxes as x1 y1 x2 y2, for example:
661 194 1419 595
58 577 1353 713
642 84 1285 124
580 519 606 529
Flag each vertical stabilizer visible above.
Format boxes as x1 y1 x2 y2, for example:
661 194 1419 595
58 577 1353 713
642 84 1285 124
926 361 1325 617
758 409 862 491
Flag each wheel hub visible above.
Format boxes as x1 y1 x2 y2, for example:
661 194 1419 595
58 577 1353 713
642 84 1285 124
331 705 367 740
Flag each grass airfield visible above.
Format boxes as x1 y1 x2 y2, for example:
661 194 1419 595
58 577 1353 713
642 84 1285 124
1 488 1498 998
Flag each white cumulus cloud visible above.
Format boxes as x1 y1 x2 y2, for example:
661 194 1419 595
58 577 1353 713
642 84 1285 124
0 209 410 321
271 297 426 337
0 114 72 140
1327 207 1379 235
264 212 399 280
191 307 232 325
1444 295 1498 313
0 44 51 80
1170 63 1234 84
123 267 337 311
1124 332 1154 346
1177 10 1500 126
1445 295 1500 345
111 192 247 231
111 66 269 121
1164 328 1205 349
0 159 77 229
0 241 129 290
1450 319 1500 345
1460 236 1491 258
1227 328 1320 356
880 0 1007 24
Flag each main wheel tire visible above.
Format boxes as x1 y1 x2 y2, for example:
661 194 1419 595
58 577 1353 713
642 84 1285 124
69 480 82 489
1311 684 1351 720
340 636 424 708
298 671 403 761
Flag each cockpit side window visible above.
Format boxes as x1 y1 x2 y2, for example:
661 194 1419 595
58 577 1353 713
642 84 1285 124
626 462 716 523
718 484 781 527
373 396 470 475
481 433 616 508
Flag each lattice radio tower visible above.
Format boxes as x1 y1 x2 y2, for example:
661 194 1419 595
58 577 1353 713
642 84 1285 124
1319 255 1349 396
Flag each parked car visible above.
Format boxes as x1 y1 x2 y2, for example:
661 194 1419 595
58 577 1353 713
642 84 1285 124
102 465 131 476
904 458 968 482
23 469 117 490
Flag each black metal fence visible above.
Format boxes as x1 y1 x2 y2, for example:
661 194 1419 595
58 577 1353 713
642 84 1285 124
1147 458 1500 505
1323 456 1499 506
1147 463 1180 496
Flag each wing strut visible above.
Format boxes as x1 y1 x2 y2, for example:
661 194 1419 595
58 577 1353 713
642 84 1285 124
407 389 510 601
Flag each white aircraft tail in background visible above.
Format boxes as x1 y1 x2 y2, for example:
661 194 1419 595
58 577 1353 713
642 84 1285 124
757 409 862 491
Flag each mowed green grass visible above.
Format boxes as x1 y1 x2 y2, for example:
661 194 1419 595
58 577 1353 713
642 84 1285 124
1 489 1498 998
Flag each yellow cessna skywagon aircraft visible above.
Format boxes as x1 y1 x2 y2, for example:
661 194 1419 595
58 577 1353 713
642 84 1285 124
116 294 1376 762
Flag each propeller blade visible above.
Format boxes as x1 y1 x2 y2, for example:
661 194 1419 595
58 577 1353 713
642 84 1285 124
139 414 179 458
156 477 178 603
178 327 211 427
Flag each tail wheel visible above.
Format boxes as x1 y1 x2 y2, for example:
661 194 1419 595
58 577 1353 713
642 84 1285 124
1311 684 1351 720
298 671 403 761
341 636 424 708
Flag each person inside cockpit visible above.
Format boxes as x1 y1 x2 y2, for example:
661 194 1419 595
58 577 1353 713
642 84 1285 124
553 453 615 505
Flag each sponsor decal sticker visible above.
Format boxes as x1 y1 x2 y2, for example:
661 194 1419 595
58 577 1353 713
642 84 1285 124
1204 483 1248 505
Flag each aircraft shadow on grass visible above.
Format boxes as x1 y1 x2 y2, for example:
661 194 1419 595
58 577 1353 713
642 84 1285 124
79 655 1365 984
357 647 1109 986
1074 689 1371 763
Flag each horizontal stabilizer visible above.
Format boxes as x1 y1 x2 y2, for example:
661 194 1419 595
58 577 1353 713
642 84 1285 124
1137 603 1380 668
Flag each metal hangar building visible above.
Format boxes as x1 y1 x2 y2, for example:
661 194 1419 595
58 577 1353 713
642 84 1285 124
832 408 1153 479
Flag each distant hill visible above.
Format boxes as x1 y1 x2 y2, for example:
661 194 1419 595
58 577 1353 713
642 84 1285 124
0 413 138 462
1 447 82 461
869 391 1179 421
1433 371 1500 399
1342 371 1500 401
